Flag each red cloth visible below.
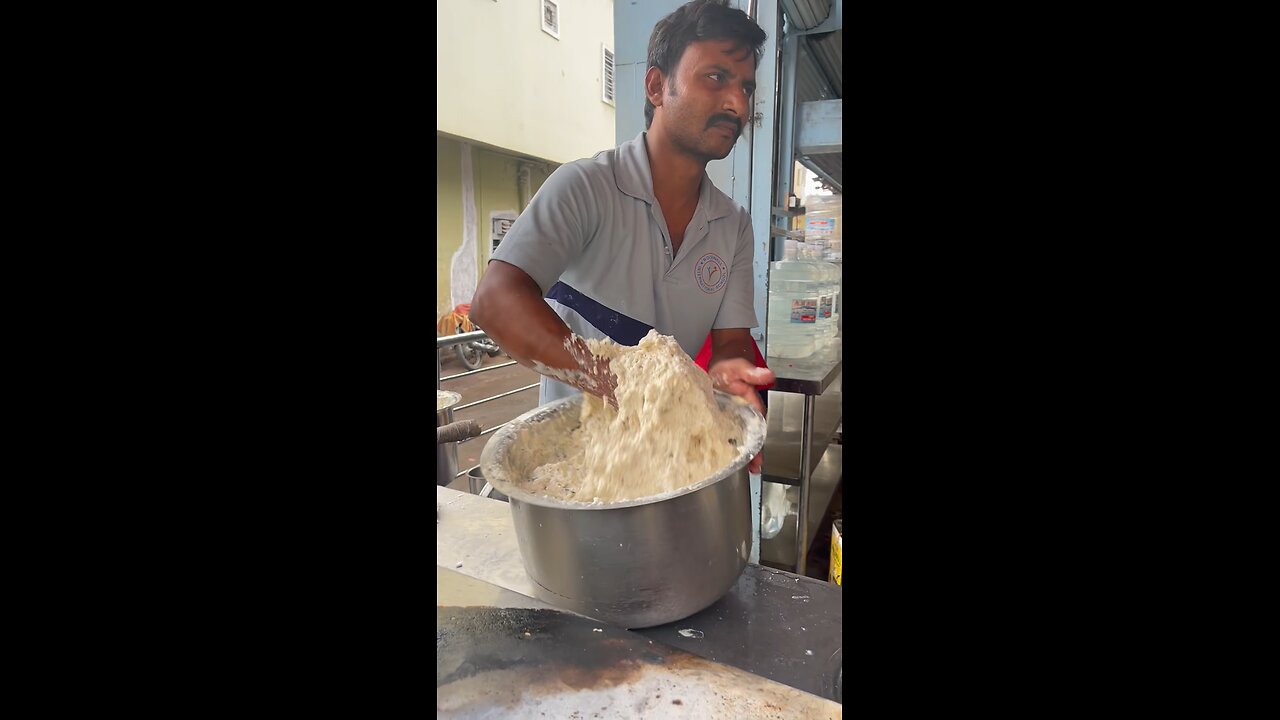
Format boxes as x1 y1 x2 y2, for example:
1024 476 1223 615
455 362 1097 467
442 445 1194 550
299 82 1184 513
692 333 774 392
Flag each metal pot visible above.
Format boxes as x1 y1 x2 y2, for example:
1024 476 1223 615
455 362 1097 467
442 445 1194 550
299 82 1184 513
480 391 767 629
467 466 509 502
437 390 462 486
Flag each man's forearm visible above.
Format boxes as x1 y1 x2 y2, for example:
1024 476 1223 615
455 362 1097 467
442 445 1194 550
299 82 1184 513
470 260 615 400
471 267 575 371
708 331 755 368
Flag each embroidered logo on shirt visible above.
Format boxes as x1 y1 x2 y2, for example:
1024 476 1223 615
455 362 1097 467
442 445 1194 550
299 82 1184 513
694 252 729 294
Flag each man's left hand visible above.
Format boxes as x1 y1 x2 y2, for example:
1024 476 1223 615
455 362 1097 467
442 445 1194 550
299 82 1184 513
707 358 775 474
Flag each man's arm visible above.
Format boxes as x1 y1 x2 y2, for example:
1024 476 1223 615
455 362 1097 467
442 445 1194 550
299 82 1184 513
707 328 773 474
471 260 616 403
705 214 773 473
467 163 616 402
707 214 773 412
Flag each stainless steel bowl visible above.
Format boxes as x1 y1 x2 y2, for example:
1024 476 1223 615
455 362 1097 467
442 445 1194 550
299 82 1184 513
480 391 767 628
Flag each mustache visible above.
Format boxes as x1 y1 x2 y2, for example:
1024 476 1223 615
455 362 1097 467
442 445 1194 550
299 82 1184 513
706 115 742 134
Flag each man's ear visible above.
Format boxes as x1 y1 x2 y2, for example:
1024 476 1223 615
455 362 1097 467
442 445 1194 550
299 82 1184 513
644 66 666 110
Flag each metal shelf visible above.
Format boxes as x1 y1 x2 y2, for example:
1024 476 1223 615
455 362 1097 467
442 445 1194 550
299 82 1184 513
766 342 842 395
769 226 806 239
760 444 842 569
760 377 842 486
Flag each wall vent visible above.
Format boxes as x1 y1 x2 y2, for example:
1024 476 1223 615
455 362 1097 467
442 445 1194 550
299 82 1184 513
602 45 615 106
541 0 560 39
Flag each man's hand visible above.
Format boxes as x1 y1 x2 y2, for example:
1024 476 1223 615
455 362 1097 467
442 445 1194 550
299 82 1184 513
708 357 774 474
565 336 618 407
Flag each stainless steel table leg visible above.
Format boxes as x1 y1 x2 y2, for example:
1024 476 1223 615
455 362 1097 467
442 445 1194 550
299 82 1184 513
795 393 815 574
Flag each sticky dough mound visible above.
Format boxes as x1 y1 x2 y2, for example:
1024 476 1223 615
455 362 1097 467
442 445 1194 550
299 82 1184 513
525 330 743 503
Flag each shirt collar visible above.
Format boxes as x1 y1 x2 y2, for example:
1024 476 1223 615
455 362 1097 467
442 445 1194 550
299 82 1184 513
614 131 736 222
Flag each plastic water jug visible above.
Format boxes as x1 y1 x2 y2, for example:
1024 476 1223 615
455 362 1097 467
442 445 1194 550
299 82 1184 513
804 194 842 263
767 260 825 359
817 261 840 347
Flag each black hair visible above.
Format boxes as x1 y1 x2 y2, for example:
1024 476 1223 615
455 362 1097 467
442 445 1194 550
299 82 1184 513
644 0 767 130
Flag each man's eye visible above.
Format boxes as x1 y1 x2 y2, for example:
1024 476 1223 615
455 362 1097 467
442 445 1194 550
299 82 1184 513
708 73 724 81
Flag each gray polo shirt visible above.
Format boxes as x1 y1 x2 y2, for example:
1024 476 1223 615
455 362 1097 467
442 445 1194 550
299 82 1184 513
491 131 759 406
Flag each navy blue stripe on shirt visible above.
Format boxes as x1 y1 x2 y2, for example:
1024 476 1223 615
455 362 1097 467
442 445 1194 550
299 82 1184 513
546 280 766 416
545 281 654 346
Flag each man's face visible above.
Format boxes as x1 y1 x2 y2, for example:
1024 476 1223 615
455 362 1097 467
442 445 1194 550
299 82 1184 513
652 39 757 162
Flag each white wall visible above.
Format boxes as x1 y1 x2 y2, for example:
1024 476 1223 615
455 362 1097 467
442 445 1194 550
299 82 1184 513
437 0 616 165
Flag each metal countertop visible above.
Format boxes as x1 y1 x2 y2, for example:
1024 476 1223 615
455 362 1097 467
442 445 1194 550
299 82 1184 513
437 566 841 718
437 486 842 704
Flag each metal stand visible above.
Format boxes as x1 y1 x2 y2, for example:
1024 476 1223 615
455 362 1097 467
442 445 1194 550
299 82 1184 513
795 394 816 572
759 345 841 575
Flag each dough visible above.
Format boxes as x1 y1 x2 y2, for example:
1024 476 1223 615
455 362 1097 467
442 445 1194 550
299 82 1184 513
520 330 744 503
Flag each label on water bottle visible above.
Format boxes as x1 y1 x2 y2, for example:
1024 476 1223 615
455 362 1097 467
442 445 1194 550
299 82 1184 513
820 295 833 320
806 217 836 238
790 298 817 323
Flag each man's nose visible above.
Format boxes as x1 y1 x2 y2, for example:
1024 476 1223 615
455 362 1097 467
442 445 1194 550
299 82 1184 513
723 89 748 120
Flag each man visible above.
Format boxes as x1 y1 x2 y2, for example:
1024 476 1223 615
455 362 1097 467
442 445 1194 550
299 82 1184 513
470 0 773 472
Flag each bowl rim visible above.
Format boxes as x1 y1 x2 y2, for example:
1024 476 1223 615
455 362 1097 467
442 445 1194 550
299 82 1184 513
479 390 767 510
436 389 463 411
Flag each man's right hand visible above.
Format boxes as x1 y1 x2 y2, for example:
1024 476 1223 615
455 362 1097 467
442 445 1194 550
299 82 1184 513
564 336 618 407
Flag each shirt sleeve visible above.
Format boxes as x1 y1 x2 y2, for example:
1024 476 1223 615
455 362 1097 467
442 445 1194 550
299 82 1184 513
712 210 760 330
489 162 594 296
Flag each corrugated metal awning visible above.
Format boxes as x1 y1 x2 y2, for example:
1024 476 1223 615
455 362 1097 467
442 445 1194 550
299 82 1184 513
805 29 841 99
781 0 833 30
783 2 842 192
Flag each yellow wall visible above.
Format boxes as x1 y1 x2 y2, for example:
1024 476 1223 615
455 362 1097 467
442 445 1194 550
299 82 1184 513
437 135 554 327
436 0 615 165
475 150 520 269
437 137 464 322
